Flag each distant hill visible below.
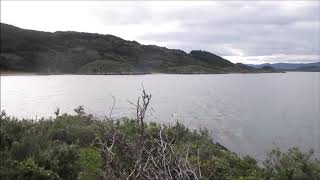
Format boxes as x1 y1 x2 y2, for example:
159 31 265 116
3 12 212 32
294 65 320 72
0 23 275 74
247 62 320 72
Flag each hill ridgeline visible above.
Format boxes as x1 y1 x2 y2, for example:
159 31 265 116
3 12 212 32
1 23 273 74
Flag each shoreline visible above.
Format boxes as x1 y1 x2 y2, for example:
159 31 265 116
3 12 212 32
0 70 286 76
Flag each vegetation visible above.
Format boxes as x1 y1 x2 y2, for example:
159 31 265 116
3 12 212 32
1 89 319 180
1 111 319 180
0 23 276 74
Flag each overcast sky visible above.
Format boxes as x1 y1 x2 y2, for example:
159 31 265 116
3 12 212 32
1 1 319 64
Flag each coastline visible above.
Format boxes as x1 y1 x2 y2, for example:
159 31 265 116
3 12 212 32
0 70 285 76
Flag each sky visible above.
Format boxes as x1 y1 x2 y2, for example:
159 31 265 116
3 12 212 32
1 1 319 64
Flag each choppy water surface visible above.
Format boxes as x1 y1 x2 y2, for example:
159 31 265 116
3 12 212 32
1 72 319 160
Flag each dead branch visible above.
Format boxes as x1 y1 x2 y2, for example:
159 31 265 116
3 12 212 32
93 87 200 180
127 126 199 180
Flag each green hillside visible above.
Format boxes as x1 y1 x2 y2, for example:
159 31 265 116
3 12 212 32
0 23 272 74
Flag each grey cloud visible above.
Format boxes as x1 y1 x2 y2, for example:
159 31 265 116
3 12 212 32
139 21 319 56
90 1 319 62
3 1 318 63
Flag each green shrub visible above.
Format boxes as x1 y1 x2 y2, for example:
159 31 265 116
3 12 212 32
0 112 319 179
263 147 320 180
17 159 60 180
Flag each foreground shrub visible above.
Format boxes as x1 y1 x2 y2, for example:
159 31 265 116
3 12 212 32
263 147 320 180
1 113 319 180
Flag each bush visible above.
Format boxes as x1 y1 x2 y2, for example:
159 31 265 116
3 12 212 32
263 147 320 180
0 112 319 179
17 159 60 180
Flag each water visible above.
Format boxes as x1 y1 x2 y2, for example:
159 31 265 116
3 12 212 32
1 72 319 160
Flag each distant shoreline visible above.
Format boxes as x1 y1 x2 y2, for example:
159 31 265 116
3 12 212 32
0 71 287 76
